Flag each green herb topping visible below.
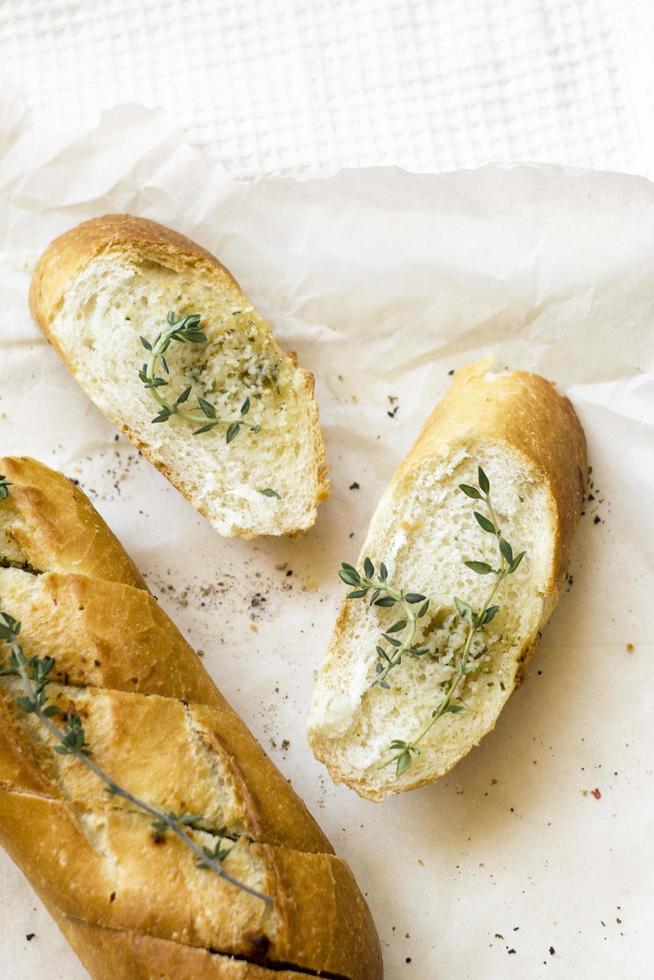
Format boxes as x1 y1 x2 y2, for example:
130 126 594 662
340 465 525 779
338 559 430 689
0 610 271 904
138 312 261 443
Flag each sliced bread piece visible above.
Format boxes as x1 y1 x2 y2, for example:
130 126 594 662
308 360 587 800
0 456 382 979
30 215 328 538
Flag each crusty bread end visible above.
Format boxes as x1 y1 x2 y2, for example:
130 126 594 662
30 216 329 538
0 456 381 979
308 360 587 800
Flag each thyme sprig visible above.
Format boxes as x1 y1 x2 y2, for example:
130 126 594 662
0 475 11 500
339 559 430 687
0 610 271 905
139 311 261 443
379 466 525 776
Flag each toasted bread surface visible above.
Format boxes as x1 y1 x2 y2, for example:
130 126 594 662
0 456 381 978
30 215 328 538
309 361 586 800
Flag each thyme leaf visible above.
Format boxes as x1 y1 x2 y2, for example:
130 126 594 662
378 465 526 777
0 611 271 905
338 559 430 688
138 312 260 444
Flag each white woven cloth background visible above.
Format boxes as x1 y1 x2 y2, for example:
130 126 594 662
2 0 654 179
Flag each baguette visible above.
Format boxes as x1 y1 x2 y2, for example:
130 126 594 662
0 456 382 978
308 361 587 801
29 216 328 538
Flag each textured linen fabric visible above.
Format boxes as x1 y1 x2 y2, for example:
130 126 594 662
1 0 654 178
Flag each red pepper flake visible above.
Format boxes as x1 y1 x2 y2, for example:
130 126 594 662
591 788 601 800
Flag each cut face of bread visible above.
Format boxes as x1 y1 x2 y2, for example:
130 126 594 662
310 447 551 799
30 217 328 538
308 363 586 801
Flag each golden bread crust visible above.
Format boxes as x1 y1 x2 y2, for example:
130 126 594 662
399 359 587 593
0 456 381 978
0 789 380 975
29 214 238 328
53 913 307 979
0 455 145 586
29 215 329 537
311 361 587 801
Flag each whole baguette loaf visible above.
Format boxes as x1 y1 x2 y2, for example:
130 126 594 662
30 215 329 539
309 361 587 800
0 457 382 978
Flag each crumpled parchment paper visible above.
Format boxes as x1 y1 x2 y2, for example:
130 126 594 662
0 95 651 979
